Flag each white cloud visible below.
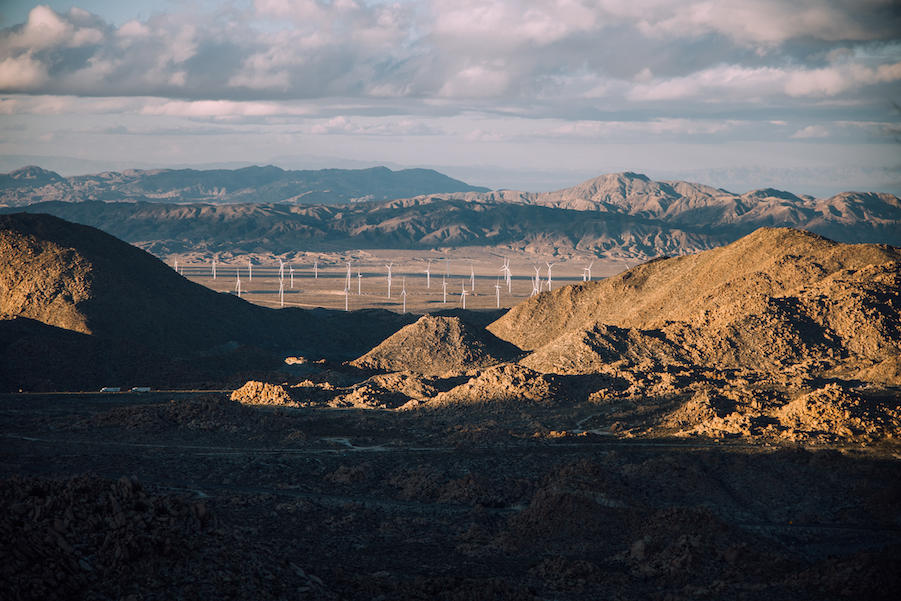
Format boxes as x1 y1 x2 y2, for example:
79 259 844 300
311 116 439 135
547 118 739 138
0 51 49 89
791 125 829 138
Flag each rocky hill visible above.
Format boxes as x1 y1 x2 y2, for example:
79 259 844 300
0 165 489 207
0 212 414 364
489 227 901 381
351 315 522 376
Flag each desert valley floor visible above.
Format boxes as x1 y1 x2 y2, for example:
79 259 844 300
2 213 900 600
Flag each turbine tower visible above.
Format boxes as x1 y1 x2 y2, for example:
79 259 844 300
545 262 556 291
460 281 467 310
582 260 593 282
470 265 475 291
530 266 541 297
235 268 242 298
401 277 407 314
501 257 512 293
279 278 284 307
290 265 294 288
344 286 349 312
212 257 217 280
494 278 501 309
425 260 432 289
442 276 447 304
346 261 352 291
313 258 318 279
357 271 362 295
386 263 393 298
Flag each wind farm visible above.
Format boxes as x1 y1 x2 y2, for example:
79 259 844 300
167 249 616 314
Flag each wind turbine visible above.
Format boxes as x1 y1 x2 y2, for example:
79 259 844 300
501 257 512 293
290 265 294 288
582 260 593 282
174 259 178 272
212 257 217 280
442 276 447 304
357 271 362 295
344 285 349 311
279 278 284 307
470 265 475 291
401 277 407 314
313 258 318 279
386 263 393 298
530 266 541 297
494 277 501 308
425 260 432 289
460 281 467 309
278 258 285 282
346 261 352 291
545 262 555 291
248 260 252 282
235 268 242 298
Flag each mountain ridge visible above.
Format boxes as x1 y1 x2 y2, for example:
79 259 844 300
0 165 490 206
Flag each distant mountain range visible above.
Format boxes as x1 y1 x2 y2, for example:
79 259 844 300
0 165 489 206
1 168 898 258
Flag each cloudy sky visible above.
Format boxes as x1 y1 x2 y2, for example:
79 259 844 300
1 0 900 194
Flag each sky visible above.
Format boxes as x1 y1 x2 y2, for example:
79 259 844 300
1 0 900 195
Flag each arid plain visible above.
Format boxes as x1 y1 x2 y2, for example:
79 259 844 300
2 169 900 601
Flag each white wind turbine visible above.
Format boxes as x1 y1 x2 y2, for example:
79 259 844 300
386 263 393 298
248 260 252 282
401 277 407 314
494 277 501 308
212 257 217 280
346 261 352 291
357 271 362 295
313 258 319 279
425 260 432 289
500 257 512 293
235 268 242 298
545 262 556 291
278 258 285 281
470 265 475 291
290 265 294 288
279 277 284 307
530 265 541 297
582 260 593 281
442 276 447 304
460 281 467 309
174 259 178 272
344 285 349 311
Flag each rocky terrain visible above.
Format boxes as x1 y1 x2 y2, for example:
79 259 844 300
1 214 900 599
0 165 489 207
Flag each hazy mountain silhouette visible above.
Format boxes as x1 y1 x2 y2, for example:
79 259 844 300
0 165 489 206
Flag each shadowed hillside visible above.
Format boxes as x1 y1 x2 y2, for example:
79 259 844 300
0 213 416 377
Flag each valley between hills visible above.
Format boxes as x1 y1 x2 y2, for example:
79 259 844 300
1 167 900 600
